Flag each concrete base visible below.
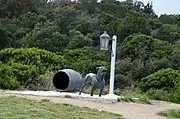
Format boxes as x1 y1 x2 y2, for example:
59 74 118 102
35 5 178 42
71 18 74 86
8 90 120 102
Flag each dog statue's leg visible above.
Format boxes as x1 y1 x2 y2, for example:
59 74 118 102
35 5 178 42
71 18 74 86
91 86 94 96
79 84 86 95
99 87 104 97
99 84 105 97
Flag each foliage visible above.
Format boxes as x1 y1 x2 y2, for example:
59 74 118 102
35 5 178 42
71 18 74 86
121 33 173 60
25 72 55 91
166 81 180 103
159 109 180 119
118 11 161 39
0 0 180 101
99 12 120 34
121 33 154 59
0 48 65 71
18 12 47 29
119 90 151 104
117 33 175 90
20 22 69 52
0 26 12 49
138 68 180 103
0 64 20 90
171 42 180 70
154 24 180 43
0 48 65 90
67 29 92 49
59 47 109 76
115 58 134 89
53 5 78 33
138 68 180 92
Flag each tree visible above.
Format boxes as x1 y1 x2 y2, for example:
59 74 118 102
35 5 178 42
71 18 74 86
153 24 180 43
99 12 120 35
171 41 180 70
18 12 47 29
53 5 77 33
159 14 180 26
0 27 12 49
76 0 98 14
143 2 157 17
138 68 180 103
20 22 68 52
67 29 92 49
118 11 162 40
100 0 127 18
0 0 46 18
121 33 154 61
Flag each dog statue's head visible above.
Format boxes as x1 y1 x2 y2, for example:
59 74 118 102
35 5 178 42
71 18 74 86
96 66 107 81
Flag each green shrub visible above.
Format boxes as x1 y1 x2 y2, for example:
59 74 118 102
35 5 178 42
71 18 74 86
159 109 180 119
0 48 65 72
138 68 180 92
0 47 109 90
166 81 180 103
0 48 65 90
58 47 109 75
25 72 54 91
0 65 20 89
121 33 154 59
11 63 39 83
138 68 180 103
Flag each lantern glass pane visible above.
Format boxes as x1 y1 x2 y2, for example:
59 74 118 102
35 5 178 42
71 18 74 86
100 31 110 51
104 37 109 49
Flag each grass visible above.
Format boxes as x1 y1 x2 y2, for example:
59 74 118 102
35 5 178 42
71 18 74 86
82 87 151 104
64 94 73 98
119 90 152 104
118 97 151 104
159 109 180 119
0 96 123 119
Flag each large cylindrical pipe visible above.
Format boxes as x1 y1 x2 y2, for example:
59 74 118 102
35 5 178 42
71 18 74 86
52 69 83 92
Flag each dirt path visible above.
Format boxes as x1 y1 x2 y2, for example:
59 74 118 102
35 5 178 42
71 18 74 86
10 94 180 119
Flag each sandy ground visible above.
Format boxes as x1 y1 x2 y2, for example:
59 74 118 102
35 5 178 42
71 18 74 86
1 90 180 119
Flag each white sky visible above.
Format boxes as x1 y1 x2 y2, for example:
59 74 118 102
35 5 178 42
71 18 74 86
120 0 180 15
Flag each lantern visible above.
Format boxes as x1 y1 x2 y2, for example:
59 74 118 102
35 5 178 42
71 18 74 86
100 31 111 51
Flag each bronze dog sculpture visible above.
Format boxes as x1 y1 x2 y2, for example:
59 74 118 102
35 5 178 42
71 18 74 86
79 66 107 97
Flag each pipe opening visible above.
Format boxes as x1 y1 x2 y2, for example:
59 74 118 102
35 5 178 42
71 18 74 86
53 71 69 90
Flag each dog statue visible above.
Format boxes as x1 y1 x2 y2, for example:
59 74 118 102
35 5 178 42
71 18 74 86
79 66 107 97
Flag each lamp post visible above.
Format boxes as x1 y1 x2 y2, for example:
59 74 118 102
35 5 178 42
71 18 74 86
100 31 117 95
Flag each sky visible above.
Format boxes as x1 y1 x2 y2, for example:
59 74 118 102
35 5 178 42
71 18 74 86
120 0 180 16
140 0 180 15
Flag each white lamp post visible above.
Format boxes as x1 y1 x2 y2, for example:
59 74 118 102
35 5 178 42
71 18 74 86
100 31 117 95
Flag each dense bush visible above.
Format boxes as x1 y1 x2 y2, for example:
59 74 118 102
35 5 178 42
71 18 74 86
0 48 65 72
0 26 12 49
0 47 110 90
120 33 173 60
138 68 180 92
121 33 154 59
25 72 55 91
138 68 180 103
0 0 180 104
0 48 65 90
59 47 109 76
167 82 180 103
0 63 20 90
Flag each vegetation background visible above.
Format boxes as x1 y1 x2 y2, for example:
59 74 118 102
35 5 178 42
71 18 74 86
0 0 180 103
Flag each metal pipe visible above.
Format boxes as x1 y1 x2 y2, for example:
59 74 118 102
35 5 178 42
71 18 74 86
52 69 83 92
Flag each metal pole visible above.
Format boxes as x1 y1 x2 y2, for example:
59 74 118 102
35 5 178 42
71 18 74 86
109 35 117 95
